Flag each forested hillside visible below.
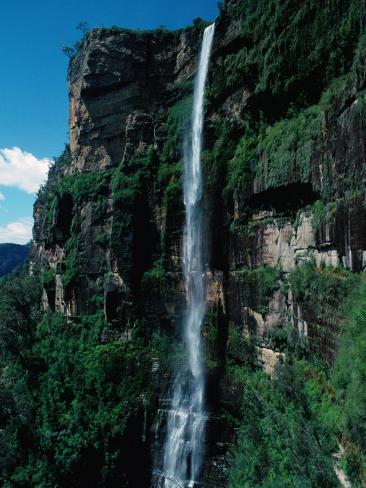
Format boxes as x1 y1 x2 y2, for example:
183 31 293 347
0 243 29 277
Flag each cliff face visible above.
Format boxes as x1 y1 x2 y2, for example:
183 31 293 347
32 26 203 320
30 1 366 485
68 28 200 171
32 1 366 364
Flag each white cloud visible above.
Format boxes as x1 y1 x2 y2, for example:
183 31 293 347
0 147 51 193
0 217 33 244
0 192 5 201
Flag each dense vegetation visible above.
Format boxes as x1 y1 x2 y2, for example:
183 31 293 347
227 360 339 487
226 265 366 486
0 271 177 487
333 282 366 484
213 0 365 111
206 0 366 217
3 266 365 485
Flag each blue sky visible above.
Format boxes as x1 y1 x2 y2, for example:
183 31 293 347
0 0 218 244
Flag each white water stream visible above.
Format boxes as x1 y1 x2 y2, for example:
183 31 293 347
158 23 215 488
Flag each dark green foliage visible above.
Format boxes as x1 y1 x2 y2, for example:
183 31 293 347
226 131 257 195
255 106 322 191
290 263 360 330
311 200 327 235
155 96 191 209
158 161 182 204
111 147 161 282
162 96 192 162
227 359 339 487
203 301 227 371
206 118 236 188
0 272 176 487
191 17 211 33
166 80 193 103
212 0 364 110
213 0 366 218
141 259 165 292
61 236 80 287
226 262 366 487
39 169 112 288
226 323 257 364
27 313 149 487
319 73 355 114
60 170 111 205
94 233 110 248
42 169 111 243
333 281 366 484
223 103 323 203
352 33 366 88
235 265 281 316
0 274 42 363
0 275 43 484
112 147 159 207
203 118 236 204
40 268 56 287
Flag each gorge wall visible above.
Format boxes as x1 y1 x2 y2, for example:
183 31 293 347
24 0 366 486
33 0 366 361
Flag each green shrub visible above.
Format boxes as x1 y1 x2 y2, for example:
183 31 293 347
333 281 366 484
41 268 56 287
142 260 165 287
255 106 322 191
320 73 355 113
211 0 364 108
112 146 159 206
162 96 192 162
312 200 327 234
290 263 359 328
94 233 110 247
60 170 111 204
228 359 339 487
226 133 257 195
62 236 80 288
227 323 257 364
235 265 281 316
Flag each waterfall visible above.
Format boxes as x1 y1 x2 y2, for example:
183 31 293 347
157 23 215 488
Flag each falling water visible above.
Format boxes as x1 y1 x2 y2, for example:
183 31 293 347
157 23 215 488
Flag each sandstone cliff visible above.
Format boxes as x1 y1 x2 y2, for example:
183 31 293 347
29 1 366 485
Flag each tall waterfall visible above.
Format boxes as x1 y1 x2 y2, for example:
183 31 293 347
159 23 215 488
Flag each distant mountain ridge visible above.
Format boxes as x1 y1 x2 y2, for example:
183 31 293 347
0 243 29 277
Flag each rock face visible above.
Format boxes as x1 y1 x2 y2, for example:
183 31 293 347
68 28 200 171
32 26 203 320
31 2 366 486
